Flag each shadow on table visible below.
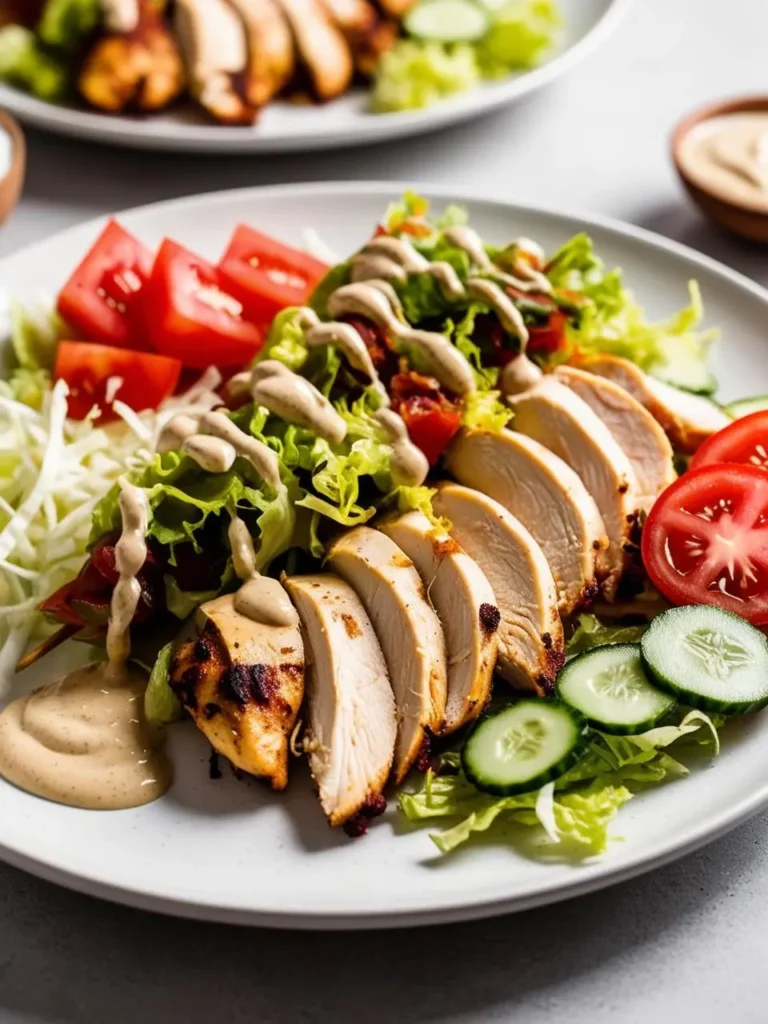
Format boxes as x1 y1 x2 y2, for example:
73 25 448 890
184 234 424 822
0 811 764 1024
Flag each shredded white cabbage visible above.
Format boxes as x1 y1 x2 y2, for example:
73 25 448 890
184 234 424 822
0 369 224 697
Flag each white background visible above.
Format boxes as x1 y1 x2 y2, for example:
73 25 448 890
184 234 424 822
1 0 767 1020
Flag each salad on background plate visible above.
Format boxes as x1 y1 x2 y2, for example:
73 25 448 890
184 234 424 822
0 0 560 122
2 190 768 859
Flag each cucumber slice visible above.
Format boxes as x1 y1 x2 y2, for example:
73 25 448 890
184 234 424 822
556 643 676 735
404 0 490 43
641 605 768 714
461 700 587 796
651 361 717 397
725 395 768 419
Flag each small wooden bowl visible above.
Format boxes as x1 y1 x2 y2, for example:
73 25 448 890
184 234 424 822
0 110 25 228
672 96 768 243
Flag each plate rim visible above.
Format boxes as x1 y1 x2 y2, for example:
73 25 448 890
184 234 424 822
0 0 633 153
2 179 768 929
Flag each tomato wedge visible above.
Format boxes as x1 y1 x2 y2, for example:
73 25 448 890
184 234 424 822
526 311 568 357
144 240 264 370
642 464 768 624
218 225 328 327
56 220 153 349
690 409 768 472
398 396 462 466
54 341 181 421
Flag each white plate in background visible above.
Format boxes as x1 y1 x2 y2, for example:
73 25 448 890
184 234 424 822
0 0 630 153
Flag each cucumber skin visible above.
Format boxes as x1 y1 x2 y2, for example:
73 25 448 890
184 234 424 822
726 396 768 419
557 644 678 736
640 607 768 716
461 700 588 797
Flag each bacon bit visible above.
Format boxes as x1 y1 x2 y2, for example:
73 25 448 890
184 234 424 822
479 602 501 636
342 793 388 838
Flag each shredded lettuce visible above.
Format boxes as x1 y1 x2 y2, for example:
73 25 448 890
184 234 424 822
400 709 720 856
371 41 479 113
396 484 450 530
10 299 64 371
144 641 181 724
476 0 561 79
567 614 648 655
461 389 511 432
0 25 67 100
546 234 718 390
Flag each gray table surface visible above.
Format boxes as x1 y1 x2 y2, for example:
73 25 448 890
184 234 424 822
1 0 768 1020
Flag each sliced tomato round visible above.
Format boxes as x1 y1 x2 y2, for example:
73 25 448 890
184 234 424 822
54 341 181 421
144 239 264 370
690 409 768 472
398 396 462 466
218 225 328 327
56 220 153 349
642 464 768 625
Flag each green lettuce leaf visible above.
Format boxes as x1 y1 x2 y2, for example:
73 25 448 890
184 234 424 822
396 485 451 530
567 613 648 655
259 307 309 372
400 709 720 857
372 40 480 113
0 25 67 100
309 262 352 318
461 389 512 432
164 576 218 620
144 641 182 724
476 0 561 79
38 0 102 49
11 300 64 371
0 367 51 410
546 234 718 390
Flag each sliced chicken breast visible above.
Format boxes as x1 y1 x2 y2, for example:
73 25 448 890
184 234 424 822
279 0 354 101
379 511 498 733
228 0 295 107
375 0 418 17
510 377 640 595
573 354 730 455
320 0 396 75
433 483 564 695
327 527 447 782
447 427 605 615
285 574 396 827
554 365 676 507
170 594 304 790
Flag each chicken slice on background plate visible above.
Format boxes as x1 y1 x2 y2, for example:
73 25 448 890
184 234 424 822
285 574 396 828
279 0 354 101
379 511 498 734
375 0 418 17
79 0 186 114
174 0 257 124
572 353 731 455
170 593 304 790
510 377 640 597
228 0 295 108
446 427 605 616
319 0 397 75
553 365 677 508
433 483 565 695
327 527 447 783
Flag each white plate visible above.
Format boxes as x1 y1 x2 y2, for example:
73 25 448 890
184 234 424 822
3 181 768 930
0 0 630 153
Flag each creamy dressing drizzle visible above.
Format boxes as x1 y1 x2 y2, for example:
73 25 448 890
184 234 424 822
499 353 543 396
227 512 298 627
183 433 236 473
0 482 172 811
251 361 348 445
375 409 430 487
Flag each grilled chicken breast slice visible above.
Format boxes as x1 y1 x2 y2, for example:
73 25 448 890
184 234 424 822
554 365 676 507
319 0 397 75
572 354 730 454
510 377 640 596
285 574 396 827
447 427 605 616
375 0 418 17
174 0 256 124
379 511 498 733
433 483 564 695
170 594 304 790
278 0 354 101
228 0 295 107
78 8 185 113
327 527 447 783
